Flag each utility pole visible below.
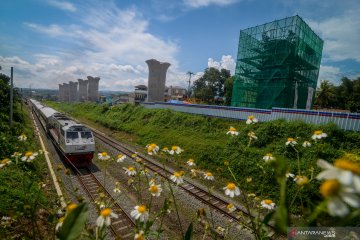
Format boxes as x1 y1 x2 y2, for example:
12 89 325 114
187 71 194 98
10 67 13 127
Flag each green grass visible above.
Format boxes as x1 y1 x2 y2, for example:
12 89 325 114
45 101 360 217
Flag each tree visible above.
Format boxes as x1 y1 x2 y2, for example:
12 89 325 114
314 80 336 108
192 67 231 103
224 76 234 106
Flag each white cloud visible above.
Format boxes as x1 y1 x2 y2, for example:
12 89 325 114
207 55 235 74
307 9 360 62
318 65 341 85
183 0 238 8
47 0 76 12
15 3 183 91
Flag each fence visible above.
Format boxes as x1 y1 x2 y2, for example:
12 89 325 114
142 102 360 132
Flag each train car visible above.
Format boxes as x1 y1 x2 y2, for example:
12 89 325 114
30 99 95 167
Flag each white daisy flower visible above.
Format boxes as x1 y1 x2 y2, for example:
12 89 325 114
146 143 159 155
149 184 162 197
226 126 239 136
190 169 197 177
312 130 327 140
11 152 21 158
18 133 27 141
320 179 360 217
226 203 236 213
55 217 65 231
98 152 110 160
302 141 312 147
316 159 360 192
113 182 121 193
223 183 241 198
187 159 196 166
116 154 126 163
247 131 258 140
162 147 169 153
0 158 11 168
246 115 258 125
130 205 149 222
261 199 276 210
134 230 145 240
169 146 183 155
294 175 309 186
285 138 297 146
263 153 275 162
21 151 38 162
170 171 184 184
96 208 118 227
125 166 137 176
286 172 295 178
204 172 214 181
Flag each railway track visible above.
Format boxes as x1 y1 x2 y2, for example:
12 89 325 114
92 129 285 239
31 107 136 239
74 166 135 239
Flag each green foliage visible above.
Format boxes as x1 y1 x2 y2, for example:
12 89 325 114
46 101 360 217
192 67 231 103
57 203 89 240
315 76 360 112
184 222 193 240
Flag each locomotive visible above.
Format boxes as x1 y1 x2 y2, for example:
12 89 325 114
30 99 95 167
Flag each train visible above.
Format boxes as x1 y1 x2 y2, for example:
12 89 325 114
30 99 95 167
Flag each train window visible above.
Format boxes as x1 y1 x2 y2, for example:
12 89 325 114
66 132 79 140
81 132 93 139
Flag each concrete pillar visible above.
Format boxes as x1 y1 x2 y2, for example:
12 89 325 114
68 81 78 102
87 76 100 102
58 84 63 101
78 79 88 102
63 83 70 102
146 59 170 102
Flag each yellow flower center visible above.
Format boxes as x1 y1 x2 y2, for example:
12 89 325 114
227 203 234 209
188 159 194 163
58 217 65 223
295 176 309 186
174 172 181 177
101 152 107 157
334 159 360 174
138 205 146 213
287 138 294 142
266 153 272 157
172 146 178 151
67 203 77 212
117 154 123 158
248 115 254 120
100 208 111 217
163 147 168 151
229 127 236 131
25 151 33 157
320 180 340 197
263 199 273 205
150 185 158 193
206 172 213 176
314 130 323 135
227 183 236 190
1 158 10 164
128 167 135 171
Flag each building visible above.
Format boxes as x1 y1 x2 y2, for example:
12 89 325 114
165 86 187 101
231 15 323 109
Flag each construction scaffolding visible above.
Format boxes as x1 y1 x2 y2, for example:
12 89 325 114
231 15 323 109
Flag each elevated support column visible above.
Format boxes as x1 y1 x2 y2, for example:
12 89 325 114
78 79 88 102
146 59 170 102
87 76 100 102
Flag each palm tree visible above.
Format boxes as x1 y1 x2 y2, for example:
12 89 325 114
315 80 336 108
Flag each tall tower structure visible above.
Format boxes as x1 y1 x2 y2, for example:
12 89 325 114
231 15 323 109
58 84 64 101
146 59 171 102
68 81 78 102
62 83 70 102
78 79 88 102
87 76 100 102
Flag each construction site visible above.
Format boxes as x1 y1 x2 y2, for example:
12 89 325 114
231 15 323 109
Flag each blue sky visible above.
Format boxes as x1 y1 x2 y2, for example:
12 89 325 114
0 0 359 91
